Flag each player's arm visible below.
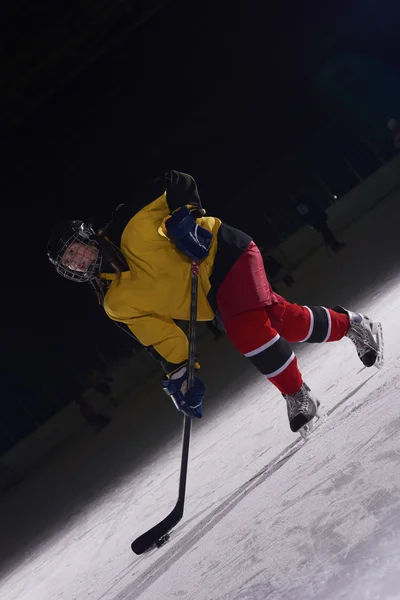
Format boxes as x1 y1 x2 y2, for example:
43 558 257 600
161 170 212 260
164 170 203 213
127 313 205 418
126 313 189 370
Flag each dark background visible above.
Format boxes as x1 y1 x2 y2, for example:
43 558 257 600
1 0 400 451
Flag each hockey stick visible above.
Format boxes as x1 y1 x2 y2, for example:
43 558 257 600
131 260 200 555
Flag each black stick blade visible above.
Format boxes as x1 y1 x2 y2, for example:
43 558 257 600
131 502 183 555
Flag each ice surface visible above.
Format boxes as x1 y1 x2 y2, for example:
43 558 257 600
1 191 400 600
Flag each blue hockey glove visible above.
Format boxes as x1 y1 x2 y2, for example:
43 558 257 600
165 206 212 260
162 365 205 418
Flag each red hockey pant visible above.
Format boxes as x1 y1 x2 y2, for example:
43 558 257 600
216 242 350 395
225 303 349 395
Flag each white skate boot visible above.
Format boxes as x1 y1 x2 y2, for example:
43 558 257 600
283 383 322 438
334 305 384 369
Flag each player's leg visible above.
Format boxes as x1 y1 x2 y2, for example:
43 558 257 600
215 243 319 433
266 302 349 344
224 307 319 433
266 302 382 368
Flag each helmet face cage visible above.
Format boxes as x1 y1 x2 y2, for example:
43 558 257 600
48 221 102 283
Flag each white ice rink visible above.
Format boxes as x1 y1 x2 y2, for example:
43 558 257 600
1 189 400 600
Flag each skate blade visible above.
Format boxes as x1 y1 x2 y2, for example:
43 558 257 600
371 322 384 369
299 409 325 439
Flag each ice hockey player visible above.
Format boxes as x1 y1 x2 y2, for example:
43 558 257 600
47 171 382 436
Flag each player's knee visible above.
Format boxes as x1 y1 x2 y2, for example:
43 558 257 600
225 308 274 354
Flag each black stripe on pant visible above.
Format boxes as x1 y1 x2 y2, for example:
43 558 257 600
306 306 331 343
245 334 294 378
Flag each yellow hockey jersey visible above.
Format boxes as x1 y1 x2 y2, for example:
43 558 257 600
102 172 221 367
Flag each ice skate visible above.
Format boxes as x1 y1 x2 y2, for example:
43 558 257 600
334 306 384 368
283 383 322 438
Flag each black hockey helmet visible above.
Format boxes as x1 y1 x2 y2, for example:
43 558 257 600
47 220 102 282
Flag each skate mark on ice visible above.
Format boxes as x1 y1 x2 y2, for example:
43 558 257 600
365 416 400 456
325 381 343 394
326 375 375 418
121 376 384 598
122 439 306 598
375 448 400 465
